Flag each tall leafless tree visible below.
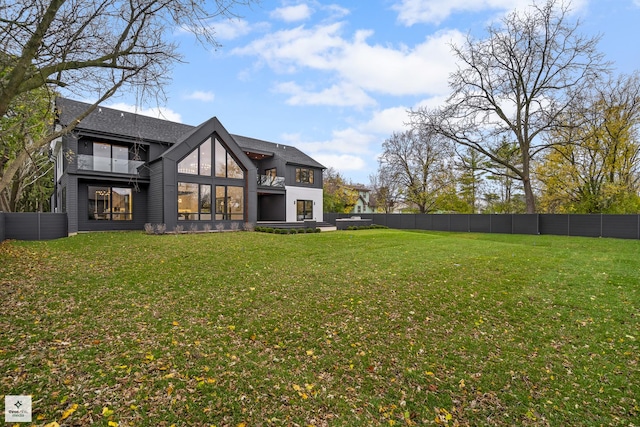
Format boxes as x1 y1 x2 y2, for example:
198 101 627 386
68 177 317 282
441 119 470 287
410 0 608 213
0 0 255 198
377 128 454 214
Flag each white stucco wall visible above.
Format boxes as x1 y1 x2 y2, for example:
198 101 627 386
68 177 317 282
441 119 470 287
285 186 324 222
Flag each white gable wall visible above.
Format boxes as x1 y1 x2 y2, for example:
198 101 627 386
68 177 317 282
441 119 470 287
285 186 323 223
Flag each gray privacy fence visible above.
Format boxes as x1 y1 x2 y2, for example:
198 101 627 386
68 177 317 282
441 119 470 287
324 213 640 240
0 212 68 242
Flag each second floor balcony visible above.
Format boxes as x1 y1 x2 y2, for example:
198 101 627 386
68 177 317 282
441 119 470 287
258 174 285 187
77 154 146 175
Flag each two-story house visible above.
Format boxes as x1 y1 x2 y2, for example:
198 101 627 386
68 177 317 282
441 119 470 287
51 98 325 233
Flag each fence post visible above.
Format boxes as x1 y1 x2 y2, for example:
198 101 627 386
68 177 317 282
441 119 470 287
600 213 603 238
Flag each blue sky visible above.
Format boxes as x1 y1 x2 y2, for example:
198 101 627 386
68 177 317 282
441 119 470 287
106 0 640 185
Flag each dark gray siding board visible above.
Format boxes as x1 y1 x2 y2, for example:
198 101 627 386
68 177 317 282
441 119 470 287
77 181 148 231
285 164 323 189
65 175 79 234
601 215 639 239
147 161 164 225
258 194 285 221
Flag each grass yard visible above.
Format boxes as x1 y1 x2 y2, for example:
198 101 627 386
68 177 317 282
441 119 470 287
1 229 639 426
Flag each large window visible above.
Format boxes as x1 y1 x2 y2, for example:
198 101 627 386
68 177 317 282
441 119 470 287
178 182 211 220
88 186 132 220
178 138 212 176
94 142 129 173
215 186 244 220
297 200 313 221
295 167 314 184
215 139 244 179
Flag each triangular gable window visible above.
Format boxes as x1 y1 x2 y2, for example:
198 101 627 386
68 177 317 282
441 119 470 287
215 138 244 179
178 138 212 176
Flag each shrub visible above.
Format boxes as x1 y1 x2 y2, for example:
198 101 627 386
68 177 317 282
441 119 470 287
203 224 212 233
144 223 154 234
216 223 225 232
174 225 184 234
189 223 199 233
231 222 240 232
315 228 321 233
155 224 166 235
244 222 255 232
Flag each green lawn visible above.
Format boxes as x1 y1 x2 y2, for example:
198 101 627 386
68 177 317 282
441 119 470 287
1 230 638 426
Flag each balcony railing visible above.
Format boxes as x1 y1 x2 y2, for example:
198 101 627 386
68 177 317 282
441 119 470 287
258 174 285 187
77 154 145 174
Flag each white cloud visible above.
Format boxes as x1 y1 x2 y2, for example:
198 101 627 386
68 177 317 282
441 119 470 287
105 102 183 123
271 4 313 22
234 23 463 101
184 90 215 102
392 0 589 26
176 18 254 40
274 81 376 107
362 106 412 135
312 153 367 171
210 19 253 40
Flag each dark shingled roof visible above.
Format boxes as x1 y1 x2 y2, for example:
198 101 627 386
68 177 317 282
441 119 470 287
56 97 325 168
56 97 194 144
232 134 325 169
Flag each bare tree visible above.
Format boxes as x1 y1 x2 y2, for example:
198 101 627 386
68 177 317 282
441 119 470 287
368 170 400 213
377 128 454 214
410 0 608 213
0 0 254 198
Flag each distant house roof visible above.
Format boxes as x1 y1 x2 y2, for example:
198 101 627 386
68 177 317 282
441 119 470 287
56 97 324 169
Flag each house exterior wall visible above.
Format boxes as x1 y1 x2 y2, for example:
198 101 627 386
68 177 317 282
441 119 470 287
54 99 321 233
77 180 148 231
258 194 286 221
147 161 164 225
285 186 324 222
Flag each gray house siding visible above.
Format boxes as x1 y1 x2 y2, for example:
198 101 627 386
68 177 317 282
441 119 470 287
64 174 79 234
147 161 164 225
258 194 286 221
77 180 148 231
285 163 323 189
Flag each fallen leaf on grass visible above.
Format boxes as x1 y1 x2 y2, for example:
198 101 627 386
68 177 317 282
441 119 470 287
61 403 78 420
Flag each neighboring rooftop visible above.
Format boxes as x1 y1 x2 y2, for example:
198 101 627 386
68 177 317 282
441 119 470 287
56 97 325 169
